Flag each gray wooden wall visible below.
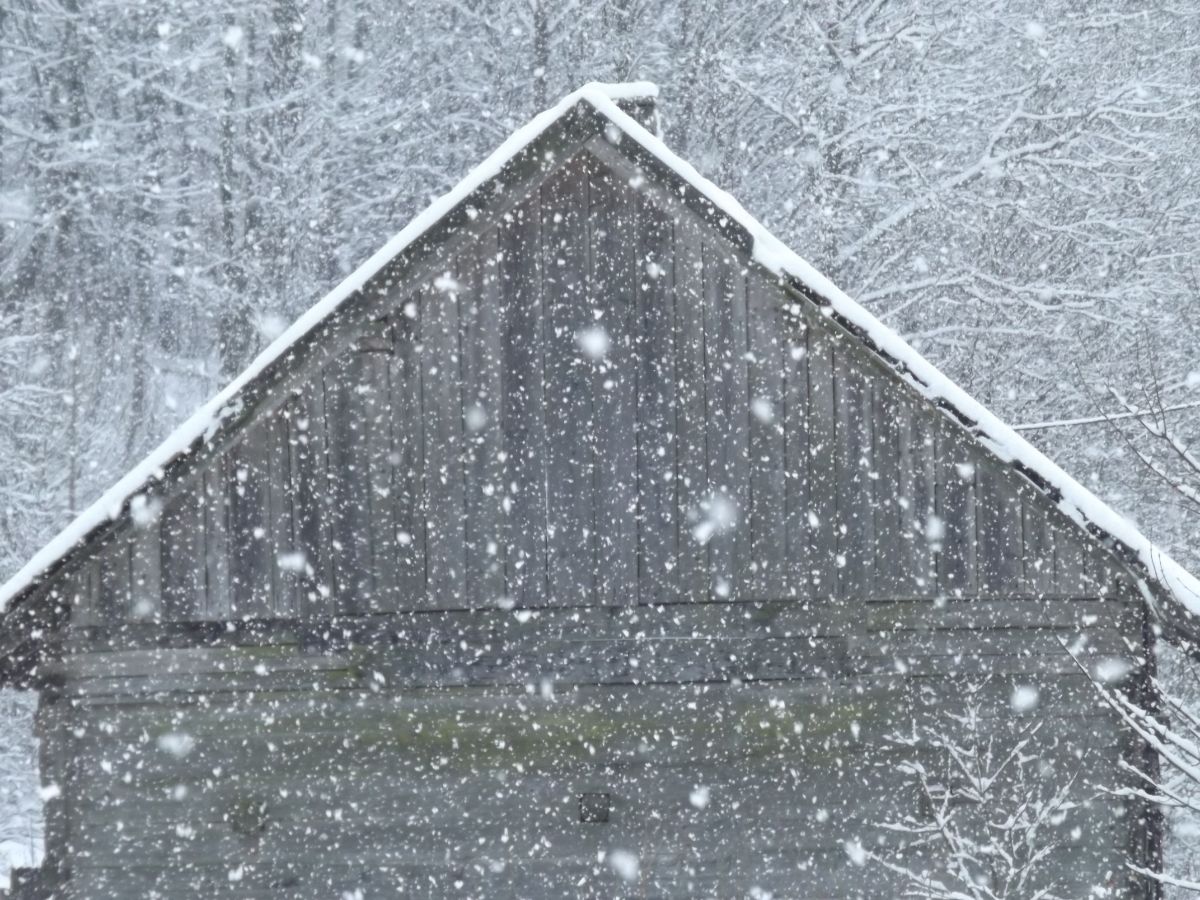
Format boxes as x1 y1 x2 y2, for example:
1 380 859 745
22 143 1156 898
56 152 1124 626
39 596 1148 899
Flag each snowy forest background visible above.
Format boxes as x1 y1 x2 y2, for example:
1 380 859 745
1 0 1199 890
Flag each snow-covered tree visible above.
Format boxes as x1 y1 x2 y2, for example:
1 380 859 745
869 684 1081 899
1082 648 1200 897
0 691 40 884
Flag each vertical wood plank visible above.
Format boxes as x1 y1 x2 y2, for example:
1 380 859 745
635 195 678 606
267 408 298 618
388 298 429 609
589 165 638 606
287 380 335 616
896 397 938 598
360 329 399 613
256 408 294 619
460 233 508 606
65 559 100 627
324 354 375 614
160 479 206 621
226 423 275 618
782 304 810 598
96 538 131 623
1053 516 1090 597
320 333 398 615
701 237 750 601
421 273 468 608
936 426 977 597
1021 487 1056 597
129 514 162 621
833 343 874 599
541 162 595 606
872 382 902 598
746 273 787 599
1068 519 1116 598
500 197 549 608
673 217 709 602
203 466 230 618
1089 544 1118 599
805 311 838 596
976 464 1024 596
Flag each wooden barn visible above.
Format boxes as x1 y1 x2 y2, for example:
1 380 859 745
0 82 1197 898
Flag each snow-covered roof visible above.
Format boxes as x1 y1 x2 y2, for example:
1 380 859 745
3 81 1199 627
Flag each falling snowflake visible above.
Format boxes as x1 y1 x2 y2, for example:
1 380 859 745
577 326 611 361
222 25 244 49
157 733 196 759
277 551 309 574
750 396 775 424
1095 658 1132 684
1011 684 1040 712
607 849 640 882
465 403 489 432
691 491 738 546
844 839 866 867
129 493 163 528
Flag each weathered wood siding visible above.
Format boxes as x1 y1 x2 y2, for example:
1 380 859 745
54 151 1126 625
39 596 1149 899
22 139 1158 898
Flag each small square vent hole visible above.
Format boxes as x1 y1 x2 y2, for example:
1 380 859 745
578 792 610 823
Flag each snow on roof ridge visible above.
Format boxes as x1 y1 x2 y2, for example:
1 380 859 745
582 81 660 100
3 81 1199 624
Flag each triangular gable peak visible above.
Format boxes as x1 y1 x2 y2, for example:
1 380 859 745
1 83 1197 654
